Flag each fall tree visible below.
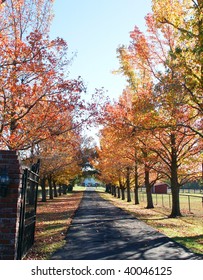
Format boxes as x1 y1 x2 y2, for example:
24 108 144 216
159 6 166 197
115 44 162 209
108 10 202 217
97 90 162 208
26 127 82 202
152 0 203 137
0 0 85 151
0 0 101 206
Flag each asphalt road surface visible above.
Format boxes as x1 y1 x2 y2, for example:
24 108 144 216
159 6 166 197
51 190 202 260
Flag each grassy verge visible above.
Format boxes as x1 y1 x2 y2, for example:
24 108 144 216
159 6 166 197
24 191 83 260
99 192 203 255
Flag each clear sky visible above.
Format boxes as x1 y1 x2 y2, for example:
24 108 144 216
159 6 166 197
50 0 152 101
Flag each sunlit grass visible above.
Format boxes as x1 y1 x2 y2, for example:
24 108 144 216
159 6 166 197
74 185 86 191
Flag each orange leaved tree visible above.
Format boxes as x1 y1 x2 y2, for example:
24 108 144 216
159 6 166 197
152 0 203 137
113 12 202 217
0 0 85 151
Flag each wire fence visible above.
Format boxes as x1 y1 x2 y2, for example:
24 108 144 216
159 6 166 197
123 189 203 216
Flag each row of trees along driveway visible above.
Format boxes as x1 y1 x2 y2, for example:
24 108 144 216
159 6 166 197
95 0 203 218
0 0 101 197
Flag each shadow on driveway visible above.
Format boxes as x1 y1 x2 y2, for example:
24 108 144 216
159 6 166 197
51 191 203 260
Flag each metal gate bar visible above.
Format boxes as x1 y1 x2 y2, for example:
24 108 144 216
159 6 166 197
17 168 39 259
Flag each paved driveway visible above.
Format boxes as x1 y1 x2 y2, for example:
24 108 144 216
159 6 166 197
51 191 202 260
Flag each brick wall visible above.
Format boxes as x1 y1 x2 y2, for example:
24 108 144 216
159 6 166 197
0 150 23 260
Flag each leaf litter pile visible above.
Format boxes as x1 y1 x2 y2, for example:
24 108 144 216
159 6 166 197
24 191 83 260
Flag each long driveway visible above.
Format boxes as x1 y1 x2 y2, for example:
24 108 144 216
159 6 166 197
51 190 202 260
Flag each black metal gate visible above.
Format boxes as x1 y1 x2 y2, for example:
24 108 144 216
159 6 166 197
17 167 39 259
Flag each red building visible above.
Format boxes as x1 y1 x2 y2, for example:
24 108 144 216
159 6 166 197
152 183 168 194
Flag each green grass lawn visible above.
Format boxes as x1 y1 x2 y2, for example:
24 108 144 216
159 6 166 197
134 191 203 216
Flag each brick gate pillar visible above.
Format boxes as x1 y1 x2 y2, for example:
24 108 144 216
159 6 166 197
0 150 23 260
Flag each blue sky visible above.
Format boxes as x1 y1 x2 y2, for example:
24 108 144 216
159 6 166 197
50 0 152 101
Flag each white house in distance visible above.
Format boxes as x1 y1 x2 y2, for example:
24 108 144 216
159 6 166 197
83 177 97 187
82 162 100 187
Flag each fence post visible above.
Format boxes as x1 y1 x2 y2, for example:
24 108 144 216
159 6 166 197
188 196 191 212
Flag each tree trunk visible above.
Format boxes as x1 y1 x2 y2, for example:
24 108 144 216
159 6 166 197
145 164 154 209
126 167 131 202
53 180 58 197
40 177 47 202
134 160 139 204
170 182 181 218
121 188 125 200
111 184 114 195
48 176 53 199
119 175 125 200
114 186 117 197
58 185 62 196
117 187 121 198
169 133 182 217
134 187 139 205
